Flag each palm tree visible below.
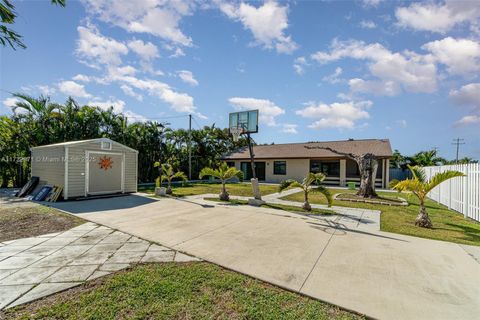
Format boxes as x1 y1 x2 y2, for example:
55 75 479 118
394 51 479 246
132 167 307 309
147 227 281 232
393 165 464 228
156 164 187 195
199 162 243 201
407 150 447 167
278 172 333 211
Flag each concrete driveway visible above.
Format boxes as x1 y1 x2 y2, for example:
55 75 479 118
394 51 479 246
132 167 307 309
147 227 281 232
49 195 480 320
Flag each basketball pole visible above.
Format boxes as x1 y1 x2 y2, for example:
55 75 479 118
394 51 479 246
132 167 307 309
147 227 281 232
246 133 257 180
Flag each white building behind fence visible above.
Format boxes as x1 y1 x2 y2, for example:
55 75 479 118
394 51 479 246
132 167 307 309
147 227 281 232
424 163 480 222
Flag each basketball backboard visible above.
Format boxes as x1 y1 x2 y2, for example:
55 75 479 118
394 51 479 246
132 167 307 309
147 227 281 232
229 110 258 134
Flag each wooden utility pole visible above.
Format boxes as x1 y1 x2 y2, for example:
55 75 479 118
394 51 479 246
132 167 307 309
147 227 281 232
452 138 465 164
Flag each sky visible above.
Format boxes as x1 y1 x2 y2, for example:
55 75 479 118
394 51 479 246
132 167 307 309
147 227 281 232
1 0 479 160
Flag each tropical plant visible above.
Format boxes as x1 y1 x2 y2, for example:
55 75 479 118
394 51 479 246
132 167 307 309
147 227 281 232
278 172 333 211
155 163 187 195
1 0 65 50
199 162 243 201
407 150 447 167
393 165 464 228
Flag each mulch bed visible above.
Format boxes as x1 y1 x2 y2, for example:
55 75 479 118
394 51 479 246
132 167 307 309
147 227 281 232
0 206 85 242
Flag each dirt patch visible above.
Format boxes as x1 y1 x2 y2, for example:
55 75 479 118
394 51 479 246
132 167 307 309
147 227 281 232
0 205 85 242
333 193 408 206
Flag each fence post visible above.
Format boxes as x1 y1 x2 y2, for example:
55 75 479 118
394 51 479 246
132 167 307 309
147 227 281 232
448 177 452 210
463 165 469 219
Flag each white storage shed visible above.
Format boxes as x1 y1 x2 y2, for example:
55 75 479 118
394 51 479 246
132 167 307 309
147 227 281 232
30 138 138 199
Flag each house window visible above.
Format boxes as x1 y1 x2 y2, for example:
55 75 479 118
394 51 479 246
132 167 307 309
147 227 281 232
101 141 112 150
273 161 287 175
226 161 235 167
310 160 340 176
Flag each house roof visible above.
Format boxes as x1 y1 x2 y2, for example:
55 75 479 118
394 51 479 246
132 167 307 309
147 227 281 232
30 138 138 153
222 139 393 160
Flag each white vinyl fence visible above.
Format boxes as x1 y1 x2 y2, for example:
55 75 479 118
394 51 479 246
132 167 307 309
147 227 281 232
423 163 480 222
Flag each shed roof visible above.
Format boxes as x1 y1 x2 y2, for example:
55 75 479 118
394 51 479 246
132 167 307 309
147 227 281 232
30 138 138 153
222 139 392 160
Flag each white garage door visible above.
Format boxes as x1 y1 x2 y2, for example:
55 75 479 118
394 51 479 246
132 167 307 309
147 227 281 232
87 152 124 195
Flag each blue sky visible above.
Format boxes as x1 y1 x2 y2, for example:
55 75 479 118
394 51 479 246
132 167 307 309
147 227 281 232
1 0 479 160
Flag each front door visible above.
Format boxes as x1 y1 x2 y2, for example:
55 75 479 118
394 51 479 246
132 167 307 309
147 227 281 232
240 161 266 181
87 152 123 195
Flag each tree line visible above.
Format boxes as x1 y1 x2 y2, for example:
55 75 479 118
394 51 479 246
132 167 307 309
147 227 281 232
389 149 477 169
0 94 248 187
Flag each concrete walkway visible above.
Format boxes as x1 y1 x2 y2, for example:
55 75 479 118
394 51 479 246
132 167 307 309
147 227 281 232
46 194 480 320
0 222 199 310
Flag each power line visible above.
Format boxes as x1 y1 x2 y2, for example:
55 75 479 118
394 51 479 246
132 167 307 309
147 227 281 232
452 138 465 164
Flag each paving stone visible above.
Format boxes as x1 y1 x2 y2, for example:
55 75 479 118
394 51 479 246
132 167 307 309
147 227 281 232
0 255 43 269
71 230 112 245
98 231 131 244
7 282 82 309
0 266 59 285
0 270 19 281
88 243 124 254
127 236 144 243
70 222 98 231
44 265 98 283
105 251 145 264
87 270 111 281
69 251 113 266
0 246 32 256
148 244 172 251
174 252 201 262
99 263 130 272
37 232 62 238
5 237 48 247
56 230 91 238
0 284 34 309
117 242 150 252
31 245 92 267
141 250 175 263
18 245 63 257
39 237 78 246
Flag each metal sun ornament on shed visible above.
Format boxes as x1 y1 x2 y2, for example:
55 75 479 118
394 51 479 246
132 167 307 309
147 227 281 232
98 156 114 170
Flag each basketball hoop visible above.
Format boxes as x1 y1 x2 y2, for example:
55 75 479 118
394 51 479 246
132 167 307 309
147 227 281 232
230 127 243 142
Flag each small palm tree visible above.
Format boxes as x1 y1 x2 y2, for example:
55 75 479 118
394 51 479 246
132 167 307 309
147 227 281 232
156 163 187 195
199 162 243 201
279 172 333 211
393 165 464 228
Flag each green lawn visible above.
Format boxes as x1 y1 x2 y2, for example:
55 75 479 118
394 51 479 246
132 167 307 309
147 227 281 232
144 182 281 197
281 188 480 246
204 197 335 215
3 263 363 320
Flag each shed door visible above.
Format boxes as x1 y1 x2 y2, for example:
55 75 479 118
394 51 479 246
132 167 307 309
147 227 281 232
87 152 124 195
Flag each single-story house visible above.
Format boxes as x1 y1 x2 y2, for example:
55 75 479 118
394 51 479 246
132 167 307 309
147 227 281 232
30 138 138 199
222 139 393 188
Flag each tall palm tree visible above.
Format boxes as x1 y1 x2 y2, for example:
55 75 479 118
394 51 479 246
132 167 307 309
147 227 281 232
278 172 333 211
156 163 187 195
393 165 464 228
199 162 243 201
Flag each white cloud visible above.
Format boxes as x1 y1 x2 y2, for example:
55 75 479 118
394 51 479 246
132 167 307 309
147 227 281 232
348 78 400 96
81 0 194 47
293 56 307 75
422 37 480 76
360 20 377 29
177 70 199 86
127 39 159 61
449 83 480 109
450 83 480 126
218 1 297 54
124 110 148 123
228 97 285 126
88 99 126 113
120 85 143 101
58 81 92 98
322 67 343 84
281 123 298 134
169 47 185 58
362 0 382 7
311 39 437 95
395 1 480 34
296 100 371 130
72 74 91 82
455 115 480 126
76 24 128 68
396 119 407 128
3 97 20 108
